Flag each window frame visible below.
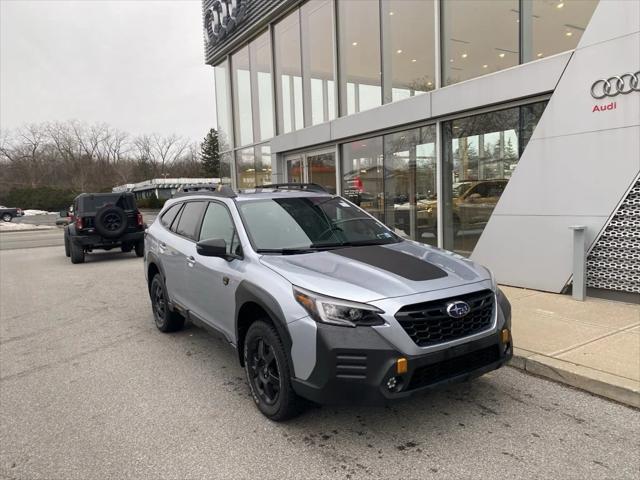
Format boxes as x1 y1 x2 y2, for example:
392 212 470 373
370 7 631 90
197 200 244 258
171 201 208 242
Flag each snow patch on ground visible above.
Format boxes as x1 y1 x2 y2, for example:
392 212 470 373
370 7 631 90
0 222 57 231
22 210 58 216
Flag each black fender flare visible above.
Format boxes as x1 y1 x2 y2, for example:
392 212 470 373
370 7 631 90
234 280 293 368
145 251 166 284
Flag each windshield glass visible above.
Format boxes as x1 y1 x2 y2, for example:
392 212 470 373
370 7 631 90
238 196 400 252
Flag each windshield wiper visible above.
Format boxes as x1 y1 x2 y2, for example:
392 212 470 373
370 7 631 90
310 239 396 248
256 248 318 255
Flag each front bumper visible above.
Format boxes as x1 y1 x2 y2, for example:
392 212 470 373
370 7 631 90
291 290 512 406
71 231 144 248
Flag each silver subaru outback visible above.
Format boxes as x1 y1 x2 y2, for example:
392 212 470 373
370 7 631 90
144 183 512 421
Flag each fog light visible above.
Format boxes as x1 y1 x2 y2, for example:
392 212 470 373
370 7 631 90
500 329 511 344
386 377 398 391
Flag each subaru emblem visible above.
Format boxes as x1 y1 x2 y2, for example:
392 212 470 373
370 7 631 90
446 300 471 319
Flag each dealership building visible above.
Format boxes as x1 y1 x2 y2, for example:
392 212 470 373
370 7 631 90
202 0 639 300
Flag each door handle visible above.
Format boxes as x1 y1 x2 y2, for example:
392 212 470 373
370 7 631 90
186 256 196 267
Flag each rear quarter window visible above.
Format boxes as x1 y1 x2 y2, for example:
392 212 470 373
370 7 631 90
174 202 206 240
160 203 182 229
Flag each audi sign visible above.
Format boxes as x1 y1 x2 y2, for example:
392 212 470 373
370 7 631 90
590 72 640 99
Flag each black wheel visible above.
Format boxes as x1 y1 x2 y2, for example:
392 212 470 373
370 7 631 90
94 205 127 239
244 320 301 421
1 213 12 222
134 240 144 257
64 231 71 257
149 274 184 332
70 240 85 264
121 243 132 253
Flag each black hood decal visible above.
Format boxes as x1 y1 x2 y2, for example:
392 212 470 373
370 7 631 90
330 245 448 281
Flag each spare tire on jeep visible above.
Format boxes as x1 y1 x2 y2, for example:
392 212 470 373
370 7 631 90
94 205 127 239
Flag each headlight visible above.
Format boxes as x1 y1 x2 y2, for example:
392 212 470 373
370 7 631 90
293 286 385 327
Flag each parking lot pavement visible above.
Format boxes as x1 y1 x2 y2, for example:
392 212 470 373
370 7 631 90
1 244 639 480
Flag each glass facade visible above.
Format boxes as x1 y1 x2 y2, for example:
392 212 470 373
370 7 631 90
236 147 256 189
384 126 437 246
382 0 436 102
274 10 304 134
249 31 274 141
301 0 336 125
339 0 382 115
442 0 519 86
231 46 253 146
524 0 599 62
442 101 547 255
213 61 232 152
342 137 384 220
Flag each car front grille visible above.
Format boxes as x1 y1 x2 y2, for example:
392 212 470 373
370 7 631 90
407 345 500 390
395 289 494 347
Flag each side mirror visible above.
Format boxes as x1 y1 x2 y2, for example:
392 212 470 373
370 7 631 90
59 210 68 217
197 238 230 259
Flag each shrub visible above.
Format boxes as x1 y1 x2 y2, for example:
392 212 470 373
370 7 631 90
0 187 77 211
136 196 166 209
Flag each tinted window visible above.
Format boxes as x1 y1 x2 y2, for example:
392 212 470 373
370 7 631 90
80 194 134 212
160 204 182 228
174 202 206 240
199 203 238 255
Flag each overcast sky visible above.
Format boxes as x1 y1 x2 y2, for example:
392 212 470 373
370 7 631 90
0 0 214 142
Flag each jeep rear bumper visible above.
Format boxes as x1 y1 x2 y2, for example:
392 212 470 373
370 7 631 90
291 309 512 406
71 231 144 248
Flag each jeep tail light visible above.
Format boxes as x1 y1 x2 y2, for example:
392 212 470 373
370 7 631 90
137 212 144 226
76 216 84 230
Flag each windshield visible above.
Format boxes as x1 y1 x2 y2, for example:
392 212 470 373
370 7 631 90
238 196 400 253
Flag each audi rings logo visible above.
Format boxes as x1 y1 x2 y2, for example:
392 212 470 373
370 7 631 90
590 72 640 99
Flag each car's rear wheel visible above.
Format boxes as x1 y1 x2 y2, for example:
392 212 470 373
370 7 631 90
1 213 12 222
135 240 144 257
121 243 132 253
244 320 301 421
70 240 85 264
150 274 184 332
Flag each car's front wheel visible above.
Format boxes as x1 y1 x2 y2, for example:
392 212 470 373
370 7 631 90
244 320 301 421
149 274 184 332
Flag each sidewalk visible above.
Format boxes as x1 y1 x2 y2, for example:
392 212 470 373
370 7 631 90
502 285 640 408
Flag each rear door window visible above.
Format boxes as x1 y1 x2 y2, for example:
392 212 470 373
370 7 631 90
174 202 206 240
160 204 182 229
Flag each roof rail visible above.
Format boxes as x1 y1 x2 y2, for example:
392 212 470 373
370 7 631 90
172 184 237 199
253 183 328 193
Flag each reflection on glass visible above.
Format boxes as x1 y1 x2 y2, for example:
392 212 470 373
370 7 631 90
287 157 303 183
339 0 381 115
214 61 233 151
442 0 518 86
231 47 253 146
250 31 274 141
307 151 336 194
236 147 256 189
302 0 336 126
383 0 435 103
442 102 547 256
275 10 304 134
220 152 233 186
524 0 598 62
341 137 384 220
384 126 437 246
256 145 272 186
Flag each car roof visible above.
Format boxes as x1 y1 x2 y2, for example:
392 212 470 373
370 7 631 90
171 190 333 203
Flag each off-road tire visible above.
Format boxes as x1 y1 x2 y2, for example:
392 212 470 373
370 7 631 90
135 240 144 257
94 205 127 239
70 240 85 264
244 320 301 421
64 231 71 257
121 243 132 253
149 274 184 333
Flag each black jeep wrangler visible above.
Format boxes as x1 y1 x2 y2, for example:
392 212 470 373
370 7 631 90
63 192 145 264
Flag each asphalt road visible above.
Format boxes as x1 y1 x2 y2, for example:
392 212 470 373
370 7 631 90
1 240 639 480
0 229 64 250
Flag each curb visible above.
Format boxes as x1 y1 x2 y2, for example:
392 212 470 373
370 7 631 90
509 352 640 409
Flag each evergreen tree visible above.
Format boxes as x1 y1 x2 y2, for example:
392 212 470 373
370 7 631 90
200 128 220 177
